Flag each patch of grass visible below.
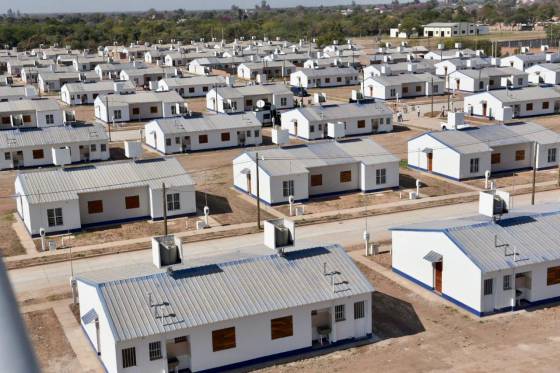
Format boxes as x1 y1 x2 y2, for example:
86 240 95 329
0 212 25 257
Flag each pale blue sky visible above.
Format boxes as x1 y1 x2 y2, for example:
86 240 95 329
1 0 381 14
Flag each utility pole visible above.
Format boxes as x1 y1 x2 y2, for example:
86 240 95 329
105 95 111 142
162 182 168 236
531 141 537 205
430 76 434 116
255 152 261 230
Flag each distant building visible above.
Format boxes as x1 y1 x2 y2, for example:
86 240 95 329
423 22 489 38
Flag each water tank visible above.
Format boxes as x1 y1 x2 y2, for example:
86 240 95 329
52 147 71 166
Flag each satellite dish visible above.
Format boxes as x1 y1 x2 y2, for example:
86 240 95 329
256 100 266 108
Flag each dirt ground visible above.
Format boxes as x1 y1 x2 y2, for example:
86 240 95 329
465 168 559 189
23 308 79 373
1 212 25 256
274 167 471 216
260 254 560 373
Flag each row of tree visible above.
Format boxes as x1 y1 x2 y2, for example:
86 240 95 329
0 1 558 50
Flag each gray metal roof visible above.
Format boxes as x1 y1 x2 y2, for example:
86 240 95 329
102 91 183 104
216 84 292 99
368 72 442 86
149 113 261 135
160 76 226 88
0 98 60 113
242 138 399 176
17 157 194 204
393 203 560 272
297 66 358 78
77 244 375 342
426 129 492 154
486 86 560 103
452 66 526 79
294 102 392 122
423 250 442 263
0 124 108 149
63 80 135 94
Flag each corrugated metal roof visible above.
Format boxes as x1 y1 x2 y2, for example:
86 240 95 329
423 250 442 263
78 244 375 342
149 113 261 135
64 80 135 94
242 138 399 176
298 66 358 78
103 91 183 104
368 72 443 86
294 102 392 122
0 98 60 113
0 124 108 149
160 76 225 88
393 203 560 272
428 130 492 154
17 157 193 204
487 86 560 103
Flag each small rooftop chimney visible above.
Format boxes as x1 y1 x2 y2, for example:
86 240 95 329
264 218 295 255
152 235 183 268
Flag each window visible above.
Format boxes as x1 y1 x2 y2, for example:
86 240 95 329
325 77 330 83
174 137 180 144
415 85 421 92
113 110 122 120
166 138 172 146
246 130 251 137
390 88 396 97
212 327 236 352
337 77 342 82
354 301 365 319
167 193 181 211
150 106 158 114
88 200 103 214
491 153 501 164
47 208 63 227
282 180 294 197
171 105 177 115
547 266 560 285
245 99 253 107
4 152 10 160
403 86 409 94
376 168 387 184
254 130 259 137
470 158 479 173
310 174 322 186
340 170 352 183
90 144 97 152
122 347 136 368
503 275 512 290
199 134 209 144
271 316 293 340
280 97 287 106
357 120 365 128
149 341 162 361
526 103 533 111
434 85 439 93
543 101 550 109
45 114 54 124
548 148 557 163
221 132 230 142
203 86 209 92
335 304 345 322
310 125 314 132
483 278 493 295
518 78 524 86
189 87 195 93
132 107 140 115
515 150 525 161
125 195 140 209
32 149 44 159
101 144 107 152
22 115 32 123
174 336 187 343
1 116 10 124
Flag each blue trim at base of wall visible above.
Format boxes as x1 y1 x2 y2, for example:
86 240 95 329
144 141 261 156
197 334 374 373
407 163 553 182
27 212 197 238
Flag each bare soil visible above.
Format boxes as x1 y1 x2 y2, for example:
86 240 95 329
259 256 560 373
1 212 25 256
465 168 559 189
23 308 79 373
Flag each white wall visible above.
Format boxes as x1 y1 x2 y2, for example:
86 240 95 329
79 186 151 225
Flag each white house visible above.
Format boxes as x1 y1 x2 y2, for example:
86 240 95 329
61 81 136 105
407 121 560 180
206 84 294 114
463 87 560 120
447 67 528 92
76 231 374 372
72 55 106 71
0 124 109 170
0 98 62 129
38 71 100 93
94 91 185 123
526 63 560 85
95 62 147 80
119 67 178 88
15 157 196 236
434 57 491 76
363 61 436 78
423 22 489 37
290 67 359 89
280 102 393 140
362 73 444 100
500 53 548 71
391 201 560 316
237 61 295 80
233 138 400 205
0 85 37 101
145 113 262 154
156 76 228 98
424 48 479 61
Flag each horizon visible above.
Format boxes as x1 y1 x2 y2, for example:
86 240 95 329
1 0 384 14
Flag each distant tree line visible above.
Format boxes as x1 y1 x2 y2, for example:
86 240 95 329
0 1 558 50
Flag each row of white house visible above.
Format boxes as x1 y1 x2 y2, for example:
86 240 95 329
233 138 400 205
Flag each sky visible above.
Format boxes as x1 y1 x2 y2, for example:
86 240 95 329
1 0 382 14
